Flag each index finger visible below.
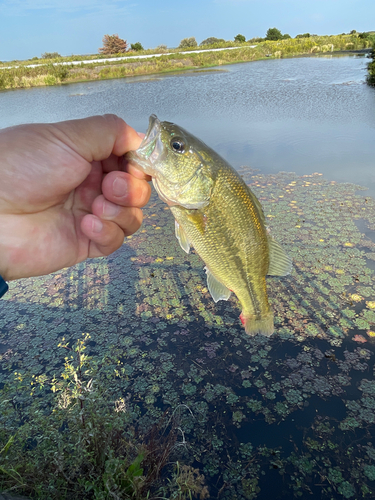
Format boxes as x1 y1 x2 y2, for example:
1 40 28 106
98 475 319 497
52 114 142 163
101 153 152 182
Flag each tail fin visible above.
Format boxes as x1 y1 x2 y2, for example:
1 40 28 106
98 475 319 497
240 312 274 337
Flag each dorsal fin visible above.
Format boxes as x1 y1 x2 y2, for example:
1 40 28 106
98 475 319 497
267 236 293 276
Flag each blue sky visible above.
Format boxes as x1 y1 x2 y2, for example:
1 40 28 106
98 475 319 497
0 0 373 61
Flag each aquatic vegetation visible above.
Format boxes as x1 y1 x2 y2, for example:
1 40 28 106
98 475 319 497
2 168 375 498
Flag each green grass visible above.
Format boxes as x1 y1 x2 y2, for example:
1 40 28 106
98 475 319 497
367 42 375 86
0 34 372 91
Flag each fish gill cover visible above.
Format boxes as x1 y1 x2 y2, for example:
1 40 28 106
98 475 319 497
1 169 375 498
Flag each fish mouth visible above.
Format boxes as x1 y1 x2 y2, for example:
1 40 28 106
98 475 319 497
126 114 163 176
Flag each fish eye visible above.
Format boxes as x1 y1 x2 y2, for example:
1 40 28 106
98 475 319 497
170 137 186 154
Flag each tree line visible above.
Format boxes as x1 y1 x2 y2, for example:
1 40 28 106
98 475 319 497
33 29 374 61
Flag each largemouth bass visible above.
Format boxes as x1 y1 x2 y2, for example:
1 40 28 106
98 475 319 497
127 115 292 336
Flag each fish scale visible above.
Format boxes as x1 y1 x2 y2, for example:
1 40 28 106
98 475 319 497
171 166 271 323
126 114 292 336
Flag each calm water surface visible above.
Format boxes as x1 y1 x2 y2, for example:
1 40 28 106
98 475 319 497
1 54 374 194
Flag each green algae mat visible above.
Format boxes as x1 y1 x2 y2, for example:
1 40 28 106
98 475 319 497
1 168 375 499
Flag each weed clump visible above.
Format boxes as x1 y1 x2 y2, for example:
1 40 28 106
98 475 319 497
0 335 208 499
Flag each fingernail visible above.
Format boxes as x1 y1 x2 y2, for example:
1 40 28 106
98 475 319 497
137 131 145 139
103 200 120 218
92 218 103 233
113 177 128 197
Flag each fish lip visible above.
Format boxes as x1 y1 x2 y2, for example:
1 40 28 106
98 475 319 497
138 114 160 154
137 114 161 160
126 114 162 175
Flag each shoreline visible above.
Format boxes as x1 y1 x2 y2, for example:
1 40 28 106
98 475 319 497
0 38 371 92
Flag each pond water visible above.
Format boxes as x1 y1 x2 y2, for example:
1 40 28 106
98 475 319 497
1 54 374 196
1 56 375 499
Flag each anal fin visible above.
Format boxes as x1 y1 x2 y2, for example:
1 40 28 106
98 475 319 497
205 267 231 302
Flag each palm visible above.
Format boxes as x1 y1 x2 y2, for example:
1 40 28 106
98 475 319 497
2 138 102 278
0 116 149 281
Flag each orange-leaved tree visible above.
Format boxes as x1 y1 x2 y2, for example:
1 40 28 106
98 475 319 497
99 34 128 54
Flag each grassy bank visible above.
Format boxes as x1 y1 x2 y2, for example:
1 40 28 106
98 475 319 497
367 43 375 86
0 34 372 91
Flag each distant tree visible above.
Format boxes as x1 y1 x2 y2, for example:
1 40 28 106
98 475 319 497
156 44 168 53
350 30 357 34
41 52 61 59
234 34 246 43
296 33 311 38
130 42 144 51
200 37 225 46
248 37 264 43
178 37 198 49
265 28 283 41
99 34 128 55
359 32 370 39
282 34 291 39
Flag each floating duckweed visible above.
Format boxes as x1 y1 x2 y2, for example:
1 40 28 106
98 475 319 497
364 464 375 481
305 323 320 336
127 347 139 357
328 468 344 484
342 309 356 318
265 391 276 400
247 399 263 412
254 380 265 388
232 410 245 424
226 393 239 405
338 482 356 498
182 383 196 396
122 336 133 346
354 318 370 330
145 394 155 404
328 326 344 338
339 417 360 431
285 389 303 405
239 442 253 457
363 310 375 322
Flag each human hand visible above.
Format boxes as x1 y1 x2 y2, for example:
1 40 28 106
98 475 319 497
0 114 151 281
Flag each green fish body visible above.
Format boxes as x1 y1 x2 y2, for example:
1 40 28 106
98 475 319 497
127 115 292 336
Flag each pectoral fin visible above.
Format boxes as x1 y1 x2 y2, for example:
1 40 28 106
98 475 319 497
205 267 231 302
267 236 293 276
175 220 191 254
